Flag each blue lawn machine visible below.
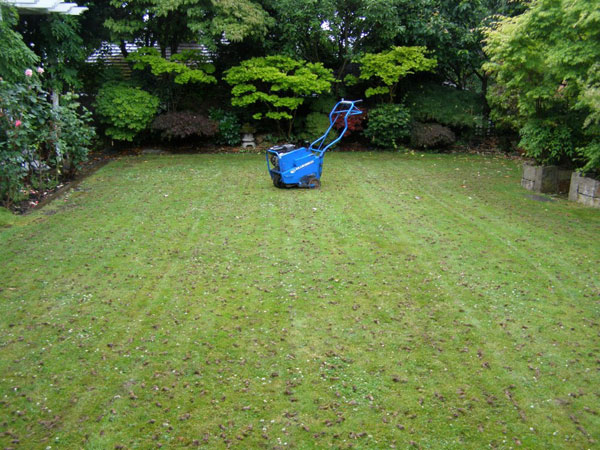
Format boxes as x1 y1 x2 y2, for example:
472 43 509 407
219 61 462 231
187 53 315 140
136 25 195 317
266 99 363 189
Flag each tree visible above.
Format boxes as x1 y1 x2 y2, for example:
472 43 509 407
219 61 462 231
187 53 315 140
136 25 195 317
0 6 39 83
352 46 437 103
260 0 335 63
224 55 334 136
484 0 600 171
127 47 217 110
104 0 272 58
16 14 87 92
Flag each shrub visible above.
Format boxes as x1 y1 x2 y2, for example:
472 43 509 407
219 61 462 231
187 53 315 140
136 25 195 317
209 109 241 146
308 94 337 114
296 112 338 146
333 109 367 137
152 111 218 141
519 120 576 166
0 72 94 207
54 93 95 176
363 104 411 149
411 122 456 149
578 141 600 175
405 83 484 130
95 82 160 141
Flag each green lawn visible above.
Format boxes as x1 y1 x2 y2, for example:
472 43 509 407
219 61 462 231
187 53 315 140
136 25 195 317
1 152 599 449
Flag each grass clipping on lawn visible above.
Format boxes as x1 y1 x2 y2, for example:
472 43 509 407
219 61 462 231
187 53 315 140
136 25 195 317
0 152 599 448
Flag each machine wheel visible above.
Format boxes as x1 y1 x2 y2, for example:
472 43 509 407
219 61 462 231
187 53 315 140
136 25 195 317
269 154 279 170
307 176 321 189
272 173 283 188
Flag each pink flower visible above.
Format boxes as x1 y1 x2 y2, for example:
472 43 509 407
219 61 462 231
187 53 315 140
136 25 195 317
25 69 33 77
15 120 22 127
37 67 44 74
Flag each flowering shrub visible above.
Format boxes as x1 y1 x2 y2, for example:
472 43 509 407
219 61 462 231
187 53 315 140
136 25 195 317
0 69 95 207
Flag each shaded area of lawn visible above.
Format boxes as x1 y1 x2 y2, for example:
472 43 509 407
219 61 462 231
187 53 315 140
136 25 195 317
1 152 599 449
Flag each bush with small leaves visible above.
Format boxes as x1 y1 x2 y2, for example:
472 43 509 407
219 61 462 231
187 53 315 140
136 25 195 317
209 109 241 146
95 82 160 141
406 83 484 131
296 112 338 146
518 119 577 166
363 104 411 149
350 46 437 103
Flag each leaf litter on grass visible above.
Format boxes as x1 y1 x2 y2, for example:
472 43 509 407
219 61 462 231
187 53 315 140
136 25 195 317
0 153 599 449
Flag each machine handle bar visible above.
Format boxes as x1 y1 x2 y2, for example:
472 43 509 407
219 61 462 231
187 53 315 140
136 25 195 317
309 99 363 155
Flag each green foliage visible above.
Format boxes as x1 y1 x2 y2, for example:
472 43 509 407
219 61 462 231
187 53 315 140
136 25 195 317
0 6 39 83
519 120 576 166
308 94 337 114
55 93 95 171
484 0 600 170
17 14 87 92
406 83 484 130
578 141 600 174
363 104 411 149
224 55 334 136
209 109 241 146
353 46 437 103
0 74 94 207
95 82 160 141
105 0 271 59
127 47 217 85
206 0 273 43
296 112 338 145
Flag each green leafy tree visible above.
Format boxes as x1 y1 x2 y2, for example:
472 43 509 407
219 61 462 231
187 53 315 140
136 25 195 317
484 0 600 171
224 55 334 136
0 6 39 82
127 47 216 110
105 0 272 58
352 46 436 103
17 14 87 92
128 48 216 85
260 0 335 63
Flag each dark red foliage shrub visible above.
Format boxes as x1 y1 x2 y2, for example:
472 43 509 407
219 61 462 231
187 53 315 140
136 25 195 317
152 111 218 140
333 108 367 137
410 122 456 149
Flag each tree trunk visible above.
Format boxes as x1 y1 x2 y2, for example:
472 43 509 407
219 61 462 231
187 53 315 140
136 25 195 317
119 40 129 58
481 74 490 120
